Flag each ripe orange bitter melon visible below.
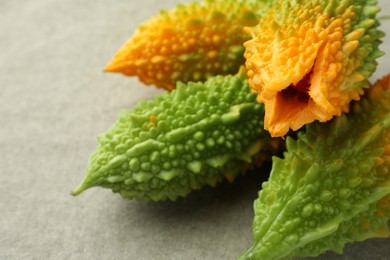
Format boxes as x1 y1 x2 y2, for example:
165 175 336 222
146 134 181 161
105 0 268 90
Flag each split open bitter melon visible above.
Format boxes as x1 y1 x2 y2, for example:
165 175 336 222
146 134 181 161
72 73 280 201
244 0 384 137
241 75 390 259
105 0 267 90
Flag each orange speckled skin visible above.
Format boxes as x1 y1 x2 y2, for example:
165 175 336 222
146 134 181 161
244 0 384 137
105 0 264 90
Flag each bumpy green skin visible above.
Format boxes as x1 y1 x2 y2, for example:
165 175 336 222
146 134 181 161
73 75 277 201
241 77 390 259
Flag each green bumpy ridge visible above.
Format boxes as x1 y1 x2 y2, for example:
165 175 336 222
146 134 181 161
73 74 278 201
240 75 390 259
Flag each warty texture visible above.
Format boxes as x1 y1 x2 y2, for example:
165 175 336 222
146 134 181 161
245 0 384 137
105 0 267 90
73 74 280 201
240 74 390 259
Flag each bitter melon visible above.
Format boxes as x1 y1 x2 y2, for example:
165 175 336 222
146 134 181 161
105 0 267 90
244 0 384 137
72 73 279 201
240 75 390 260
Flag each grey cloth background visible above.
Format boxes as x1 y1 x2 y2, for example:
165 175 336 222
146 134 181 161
1 0 390 259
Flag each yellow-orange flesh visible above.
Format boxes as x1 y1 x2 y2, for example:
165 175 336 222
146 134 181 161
244 0 383 137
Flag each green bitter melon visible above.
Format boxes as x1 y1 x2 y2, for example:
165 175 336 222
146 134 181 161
241 74 390 259
72 73 279 201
